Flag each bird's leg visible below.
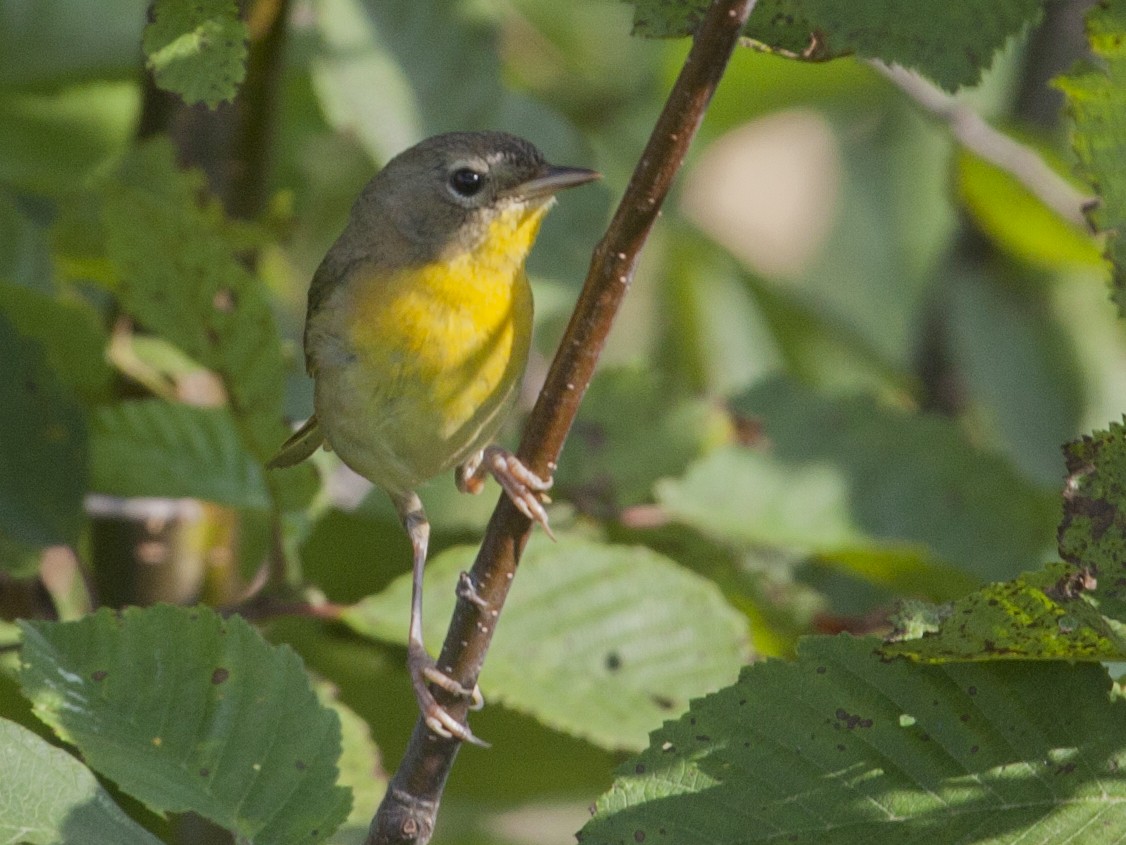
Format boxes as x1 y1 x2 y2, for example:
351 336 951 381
456 446 555 539
393 491 487 746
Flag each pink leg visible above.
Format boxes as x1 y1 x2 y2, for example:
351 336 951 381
393 491 487 746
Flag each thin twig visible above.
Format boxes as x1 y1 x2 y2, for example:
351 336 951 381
871 60 1092 229
228 0 291 220
365 1 758 843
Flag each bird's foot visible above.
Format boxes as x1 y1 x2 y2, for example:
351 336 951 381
457 446 555 539
408 642 487 747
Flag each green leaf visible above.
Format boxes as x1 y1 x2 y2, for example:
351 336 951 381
581 635 1126 844
883 563 1126 662
343 538 750 751
957 148 1102 270
0 311 87 549
0 83 138 196
310 0 578 161
312 681 385 834
1059 421 1126 622
0 717 163 845
657 377 1058 580
0 186 54 290
90 399 271 509
19 606 350 845
142 0 248 108
0 0 147 87
658 444 867 549
656 230 785 397
101 140 317 510
942 269 1084 489
554 367 726 514
1056 0 1126 313
631 0 1042 90
0 282 112 403
812 546 980 602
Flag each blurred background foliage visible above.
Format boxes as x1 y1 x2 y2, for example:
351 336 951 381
0 0 1120 842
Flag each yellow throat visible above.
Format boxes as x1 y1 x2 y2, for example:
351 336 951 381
321 201 550 492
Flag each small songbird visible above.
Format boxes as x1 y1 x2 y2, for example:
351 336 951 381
269 131 599 744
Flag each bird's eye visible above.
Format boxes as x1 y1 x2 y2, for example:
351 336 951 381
449 168 484 197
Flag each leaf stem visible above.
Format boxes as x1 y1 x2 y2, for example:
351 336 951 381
365 1 759 843
871 60 1093 229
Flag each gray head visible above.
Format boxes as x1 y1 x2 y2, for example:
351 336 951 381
347 131 599 264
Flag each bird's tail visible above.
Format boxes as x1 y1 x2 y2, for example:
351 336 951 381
267 414 325 469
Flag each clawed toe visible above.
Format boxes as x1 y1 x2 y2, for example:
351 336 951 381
409 645 488 746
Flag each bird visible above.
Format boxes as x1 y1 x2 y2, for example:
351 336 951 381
268 131 599 744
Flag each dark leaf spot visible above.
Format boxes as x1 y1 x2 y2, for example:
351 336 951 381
91 670 108 682
211 667 230 685
605 651 622 671
296 759 306 771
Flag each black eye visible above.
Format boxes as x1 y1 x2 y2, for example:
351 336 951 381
449 168 484 197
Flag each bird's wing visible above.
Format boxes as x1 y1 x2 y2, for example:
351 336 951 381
266 414 325 468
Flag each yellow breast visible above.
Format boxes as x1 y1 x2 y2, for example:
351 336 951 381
313 202 548 492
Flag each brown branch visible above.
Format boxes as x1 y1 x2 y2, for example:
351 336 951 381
365 1 758 842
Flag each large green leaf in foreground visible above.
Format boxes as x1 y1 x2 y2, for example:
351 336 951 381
19 606 350 845
581 636 1126 844
0 717 162 845
344 538 750 751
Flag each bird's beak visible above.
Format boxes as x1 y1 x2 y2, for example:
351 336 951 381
512 165 601 201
